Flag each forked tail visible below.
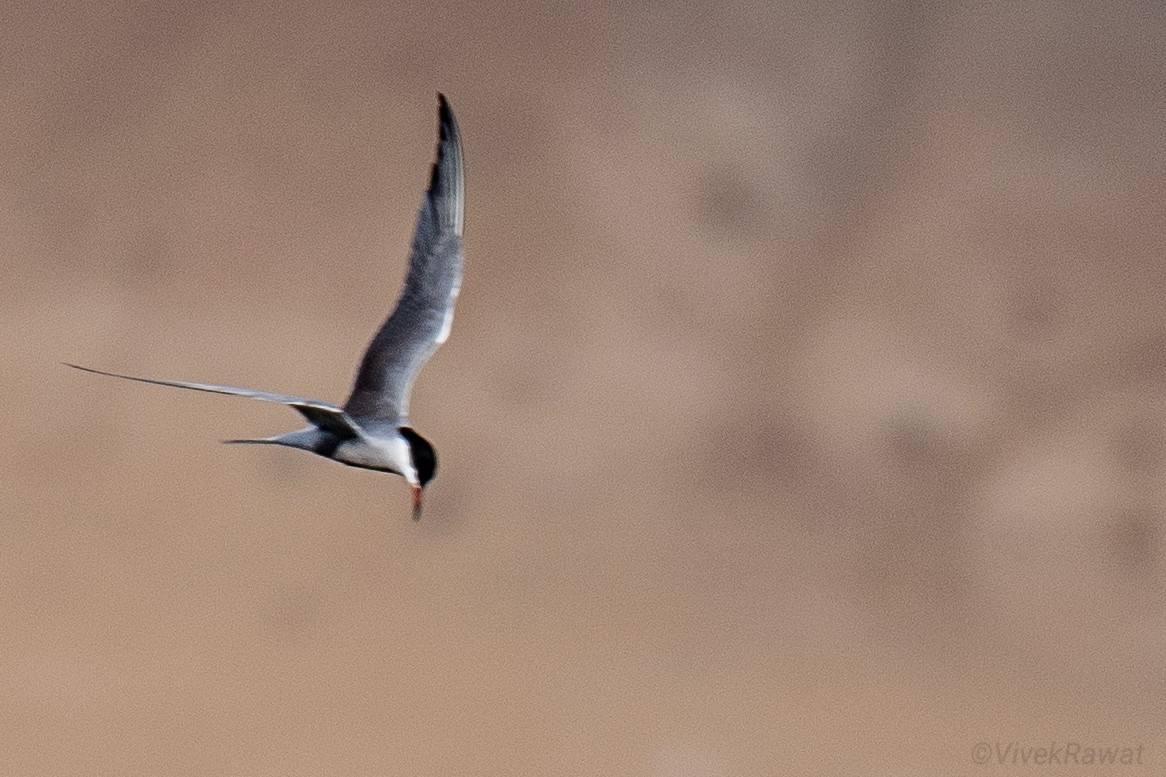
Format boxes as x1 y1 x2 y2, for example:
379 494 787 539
221 428 322 450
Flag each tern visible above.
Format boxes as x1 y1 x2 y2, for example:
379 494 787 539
68 94 465 520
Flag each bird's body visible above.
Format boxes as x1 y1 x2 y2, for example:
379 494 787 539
228 421 414 477
68 95 465 520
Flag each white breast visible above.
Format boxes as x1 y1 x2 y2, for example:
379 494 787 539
334 433 416 482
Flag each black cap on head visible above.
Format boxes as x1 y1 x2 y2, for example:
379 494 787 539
398 427 437 488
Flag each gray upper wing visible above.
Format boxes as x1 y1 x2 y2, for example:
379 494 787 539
65 363 360 438
343 94 464 423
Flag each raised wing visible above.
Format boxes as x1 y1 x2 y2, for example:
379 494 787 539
343 93 464 423
65 363 360 439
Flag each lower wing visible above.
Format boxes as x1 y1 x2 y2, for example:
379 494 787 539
65 363 360 439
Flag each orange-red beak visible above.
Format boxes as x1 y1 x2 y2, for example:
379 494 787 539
411 485 424 521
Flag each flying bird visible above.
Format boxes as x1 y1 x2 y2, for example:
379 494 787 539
68 94 465 520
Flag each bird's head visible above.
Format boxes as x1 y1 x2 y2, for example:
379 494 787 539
398 427 437 520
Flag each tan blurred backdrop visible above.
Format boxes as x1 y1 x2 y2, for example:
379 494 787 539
3 0 1166 774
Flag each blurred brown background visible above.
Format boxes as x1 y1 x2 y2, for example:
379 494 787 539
3 0 1165 774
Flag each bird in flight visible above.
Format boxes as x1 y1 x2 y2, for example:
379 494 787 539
69 94 465 520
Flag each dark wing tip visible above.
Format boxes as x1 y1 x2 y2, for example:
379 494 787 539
427 93 464 236
434 92 457 155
